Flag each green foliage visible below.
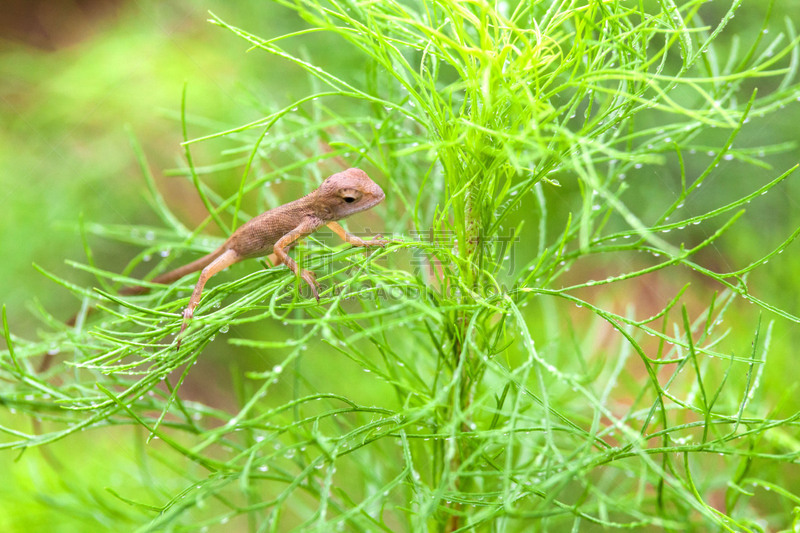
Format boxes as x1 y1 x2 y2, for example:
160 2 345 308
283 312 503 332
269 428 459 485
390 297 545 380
2 0 800 531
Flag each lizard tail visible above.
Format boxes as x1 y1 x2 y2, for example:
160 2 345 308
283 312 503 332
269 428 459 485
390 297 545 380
119 247 228 295
53 247 229 369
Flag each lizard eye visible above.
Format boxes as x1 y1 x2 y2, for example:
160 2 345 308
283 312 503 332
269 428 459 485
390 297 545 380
340 189 362 204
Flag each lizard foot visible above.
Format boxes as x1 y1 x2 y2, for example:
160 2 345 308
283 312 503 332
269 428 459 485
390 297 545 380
176 307 194 350
361 234 389 247
300 269 321 301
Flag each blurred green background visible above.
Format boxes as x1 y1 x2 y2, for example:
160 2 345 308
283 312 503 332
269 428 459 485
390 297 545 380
2 0 800 530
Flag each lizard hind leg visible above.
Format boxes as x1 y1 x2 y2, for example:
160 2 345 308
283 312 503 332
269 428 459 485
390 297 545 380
176 248 241 349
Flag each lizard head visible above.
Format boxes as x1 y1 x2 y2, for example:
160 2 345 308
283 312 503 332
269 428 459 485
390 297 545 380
315 168 385 220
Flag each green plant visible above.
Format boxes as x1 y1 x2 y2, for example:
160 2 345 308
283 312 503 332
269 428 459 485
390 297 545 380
3 0 800 531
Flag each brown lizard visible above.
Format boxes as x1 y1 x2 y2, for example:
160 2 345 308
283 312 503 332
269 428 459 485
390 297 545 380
122 167 386 347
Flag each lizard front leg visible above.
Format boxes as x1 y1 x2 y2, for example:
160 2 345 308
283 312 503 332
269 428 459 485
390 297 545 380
273 217 324 301
177 248 241 349
326 221 388 247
